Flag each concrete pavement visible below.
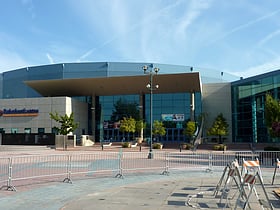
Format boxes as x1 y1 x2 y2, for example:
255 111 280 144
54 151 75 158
61 170 280 210
0 169 279 210
0 146 280 209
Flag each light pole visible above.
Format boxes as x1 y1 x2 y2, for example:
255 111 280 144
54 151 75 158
142 64 159 159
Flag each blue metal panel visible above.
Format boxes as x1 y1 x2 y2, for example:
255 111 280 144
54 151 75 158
107 62 148 76
2 64 64 98
63 62 108 79
3 68 28 98
28 64 63 80
0 73 3 99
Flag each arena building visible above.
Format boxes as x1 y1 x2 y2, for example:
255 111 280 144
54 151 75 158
0 62 277 145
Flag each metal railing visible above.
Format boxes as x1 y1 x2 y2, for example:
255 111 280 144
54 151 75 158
0 150 279 191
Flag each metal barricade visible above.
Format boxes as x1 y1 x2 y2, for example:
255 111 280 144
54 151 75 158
121 151 167 176
211 151 236 168
0 157 11 190
11 154 69 181
256 151 280 167
1 150 279 192
167 151 211 171
69 152 120 179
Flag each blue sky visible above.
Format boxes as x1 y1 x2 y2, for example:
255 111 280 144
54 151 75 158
1 0 280 78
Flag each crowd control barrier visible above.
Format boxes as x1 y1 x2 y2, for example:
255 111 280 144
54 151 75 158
0 150 279 191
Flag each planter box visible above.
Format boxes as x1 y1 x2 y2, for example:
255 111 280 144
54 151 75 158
55 135 76 149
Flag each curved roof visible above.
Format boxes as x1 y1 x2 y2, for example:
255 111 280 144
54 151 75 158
25 72 201 97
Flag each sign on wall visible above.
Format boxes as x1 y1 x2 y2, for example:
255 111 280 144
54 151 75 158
0 108 39 117
162 114 184 122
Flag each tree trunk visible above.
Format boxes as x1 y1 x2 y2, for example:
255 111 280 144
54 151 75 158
218 135 222 144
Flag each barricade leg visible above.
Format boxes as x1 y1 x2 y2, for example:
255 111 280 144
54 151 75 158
257 172 274 210
214 165 229 197
63 155 72 184
235 172 273 210
219 168 243 208
115 150 123 178
219 176 232 207
161 152 169 175
272 159 279 185
0 158 16 191
206 153 213 173
272 165 277 185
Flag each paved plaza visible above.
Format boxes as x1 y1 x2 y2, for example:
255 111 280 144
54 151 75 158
0 146 279 209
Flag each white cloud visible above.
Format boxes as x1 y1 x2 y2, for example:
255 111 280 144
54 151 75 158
46 53 54 64
113 0 213 64
69 0 213 64
258 29 280 47
174 0 211 38
233 58 280 78
45 42 85 64
210 8 280 45
0 50 29 72
1 0 280 79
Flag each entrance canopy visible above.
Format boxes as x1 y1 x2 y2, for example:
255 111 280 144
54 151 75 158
25 72 201 97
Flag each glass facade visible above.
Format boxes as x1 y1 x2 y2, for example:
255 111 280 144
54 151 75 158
97 92 202 142
232 70 280 143
146 92 202 142
97 95 140 142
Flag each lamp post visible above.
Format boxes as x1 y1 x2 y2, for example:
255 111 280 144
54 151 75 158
91 107 95 136
142 64 159 159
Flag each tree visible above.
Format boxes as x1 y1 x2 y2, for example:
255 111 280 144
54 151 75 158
119 117 136 140
135 119 145 133
49 112 78 135
153 120 166 138
265 93 280 137
135 119 146 142
111 98 140 122
183 121 196 142
207 113 228 143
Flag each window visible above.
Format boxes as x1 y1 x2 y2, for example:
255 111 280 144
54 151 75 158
52 127 58 134
11 128 18 134
24 128 31 134
38 128 45 134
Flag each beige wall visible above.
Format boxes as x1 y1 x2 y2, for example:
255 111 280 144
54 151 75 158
202 83 232 142
0 97 88 135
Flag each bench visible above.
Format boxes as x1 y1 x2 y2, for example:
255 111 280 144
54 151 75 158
131 142 138 148
101 142 112 150
102 142 112 147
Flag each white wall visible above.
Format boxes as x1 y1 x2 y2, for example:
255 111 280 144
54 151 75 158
71 98 88 136
0 97 88 135
202 83 232 142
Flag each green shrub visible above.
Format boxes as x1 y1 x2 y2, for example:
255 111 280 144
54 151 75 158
181 143 193 150
122 142 131 148
213 144 226 151
152 143 163 149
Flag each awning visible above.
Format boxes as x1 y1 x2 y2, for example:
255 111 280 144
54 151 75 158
25 72 201 96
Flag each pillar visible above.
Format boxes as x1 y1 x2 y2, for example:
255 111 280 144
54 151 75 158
190 92 195 121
